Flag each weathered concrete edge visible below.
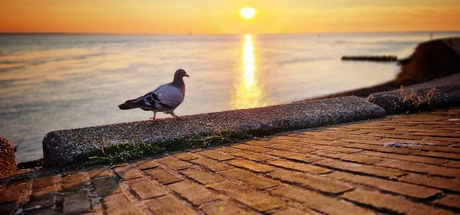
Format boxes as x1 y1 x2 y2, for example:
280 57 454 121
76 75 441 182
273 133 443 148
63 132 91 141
43 96 386 167
368 84 460 114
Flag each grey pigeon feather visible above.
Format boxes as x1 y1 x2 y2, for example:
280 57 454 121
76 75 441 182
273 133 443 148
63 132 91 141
119 69 189 120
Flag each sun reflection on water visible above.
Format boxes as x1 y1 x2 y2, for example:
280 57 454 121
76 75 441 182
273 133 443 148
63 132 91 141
230 34 270 109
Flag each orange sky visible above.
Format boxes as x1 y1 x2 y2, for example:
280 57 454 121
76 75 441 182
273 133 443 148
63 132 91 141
1 0 459 34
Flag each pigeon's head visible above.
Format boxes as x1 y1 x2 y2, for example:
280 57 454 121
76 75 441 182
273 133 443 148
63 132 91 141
175 69 189 79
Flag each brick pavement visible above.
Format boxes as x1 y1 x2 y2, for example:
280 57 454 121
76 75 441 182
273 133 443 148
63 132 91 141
1 108 460 214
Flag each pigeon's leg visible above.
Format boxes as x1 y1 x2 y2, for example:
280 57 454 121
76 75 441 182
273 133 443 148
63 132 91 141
170 112 186 120
150 112 157 121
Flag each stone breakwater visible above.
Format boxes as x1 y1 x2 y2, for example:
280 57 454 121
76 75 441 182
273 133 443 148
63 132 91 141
43 96 386 167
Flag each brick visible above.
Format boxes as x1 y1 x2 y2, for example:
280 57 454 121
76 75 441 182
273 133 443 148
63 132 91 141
358 151 447 165
232 144 271 153
0 181 29 203
63 190 91 215
316 159 405 178
168 181 220 206
32 176 57 189
264 143 315 154
268 169 352 194
173 152 199 161
113 165 143 180
399 173 460 192
217 147 273 161
208 181 283 212
92 176 120 197
435 194 460 209
62 172 87 191
87 167 111 179
135 160 159 170
308 144 363 153
157 156 191 170
145 168 183 185
125 178 167 200
314 150 381 164
273 207 316 215
24 186 56 210
376 159 460 178
227 159 274 173
190 157 231 172
198 150 235 161
201 199 260 215
416 150 460 160
443 161 460 168
145 195 198 215
266 150 321 163
104 193 141 215
180 168 224 185
267 159 331 174
342 189 455 215
219 168 279 189
328 171 441 199
270 185 372 215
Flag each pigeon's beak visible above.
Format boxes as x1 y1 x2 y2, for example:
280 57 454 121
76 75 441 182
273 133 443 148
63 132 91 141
185 73 189 78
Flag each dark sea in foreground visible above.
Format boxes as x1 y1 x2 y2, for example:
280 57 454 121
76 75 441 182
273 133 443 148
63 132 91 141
1 31 459 162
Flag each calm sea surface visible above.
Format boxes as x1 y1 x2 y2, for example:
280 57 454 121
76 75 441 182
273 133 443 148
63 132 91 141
1 32 459 162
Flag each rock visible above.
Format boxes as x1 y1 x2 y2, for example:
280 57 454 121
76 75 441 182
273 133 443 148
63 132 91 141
368 84 460 114
0 137 17 178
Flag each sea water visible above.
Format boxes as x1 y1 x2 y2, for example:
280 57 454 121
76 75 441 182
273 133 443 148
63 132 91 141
1 31 459 162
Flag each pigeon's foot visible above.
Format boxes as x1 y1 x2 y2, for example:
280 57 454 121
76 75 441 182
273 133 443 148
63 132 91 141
150 117 165 122
176 116 187 121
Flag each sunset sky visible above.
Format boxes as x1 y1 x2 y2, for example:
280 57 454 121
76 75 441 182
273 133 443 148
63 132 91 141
1 0 459 34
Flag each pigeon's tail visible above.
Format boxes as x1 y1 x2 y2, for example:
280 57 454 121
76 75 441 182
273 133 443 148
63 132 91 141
118 99 136 110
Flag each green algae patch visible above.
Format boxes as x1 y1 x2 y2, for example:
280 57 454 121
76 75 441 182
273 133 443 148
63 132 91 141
65 130 253 169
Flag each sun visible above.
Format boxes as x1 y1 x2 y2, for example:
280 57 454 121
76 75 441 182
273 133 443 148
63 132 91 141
240 7 256 20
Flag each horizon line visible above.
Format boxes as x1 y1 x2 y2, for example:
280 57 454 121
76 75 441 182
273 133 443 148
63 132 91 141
1 30 460 36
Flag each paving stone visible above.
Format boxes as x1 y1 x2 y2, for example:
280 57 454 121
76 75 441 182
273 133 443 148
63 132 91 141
63 190 91 215
125 178 167 200
328 171 441 199
145 195 198 215
201 199 260 215
134 160 160 170
219 168 279 189
145 168 183 185
342 189 455 215
376 159 460 178
270 185 373 215
104 193 141 215
197 150 235 161
316 159 405 178
267 159 331 174
112 164 143 180
268 169 352 194
92 176 120 197
435 194 460 209
157 156 191 171
217 147 273 161
168 181 220 206
209 181 283 212
189 157 231 172
180 167 225 185
227 159 274 173
62 172 87 191
399 173 460 192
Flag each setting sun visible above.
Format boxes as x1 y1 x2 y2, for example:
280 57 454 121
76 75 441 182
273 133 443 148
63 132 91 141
240 7 256 20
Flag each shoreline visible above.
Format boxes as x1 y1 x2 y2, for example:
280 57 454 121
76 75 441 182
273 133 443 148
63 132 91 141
309 37 460 100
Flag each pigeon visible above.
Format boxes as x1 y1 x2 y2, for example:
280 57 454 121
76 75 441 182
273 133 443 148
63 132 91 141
118 69 189 120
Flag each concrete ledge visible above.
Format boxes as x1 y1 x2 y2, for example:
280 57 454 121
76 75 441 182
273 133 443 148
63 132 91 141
43 96 385 167
368 84 460 114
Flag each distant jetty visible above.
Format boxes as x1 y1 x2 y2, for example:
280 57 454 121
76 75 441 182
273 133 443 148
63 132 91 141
341 55 398 62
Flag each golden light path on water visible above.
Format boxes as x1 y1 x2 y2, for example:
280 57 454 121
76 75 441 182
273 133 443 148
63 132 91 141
230 34 270 109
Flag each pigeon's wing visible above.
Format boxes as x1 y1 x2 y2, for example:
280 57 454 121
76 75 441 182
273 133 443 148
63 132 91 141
145 83 184 111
